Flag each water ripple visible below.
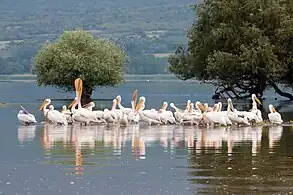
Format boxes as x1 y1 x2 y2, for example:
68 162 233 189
13 123 293 194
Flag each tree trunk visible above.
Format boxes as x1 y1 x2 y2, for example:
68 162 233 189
268 80 293 100
81 86 93 106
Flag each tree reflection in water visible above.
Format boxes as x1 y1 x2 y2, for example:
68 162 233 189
188 125 293 194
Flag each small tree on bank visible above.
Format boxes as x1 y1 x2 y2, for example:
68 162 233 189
168 0 293 100
33 29 126 105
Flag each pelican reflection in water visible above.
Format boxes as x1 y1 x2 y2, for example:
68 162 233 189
269 125 283 151
18 125 36 144
17 124 284 175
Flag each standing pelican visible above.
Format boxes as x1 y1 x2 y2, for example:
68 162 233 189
127 100 140 123
39 98 51 119
68 97 100 125
82 102 106 123
235 94 262 123
61 105 73 124
201 103 228 126
170 102 185 123
158 102 176 124
17 106 37 125
251 94 263 123
68 78 100 125
135 97 161 125
116 95 132 115
268 104 283 125
47 105 68 125
184 100 191 113
227 98 250 126
103 99 119 124
215 102 232 125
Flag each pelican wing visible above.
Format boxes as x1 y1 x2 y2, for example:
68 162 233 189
143 111 160 121
18 113 37 123
48 110 67 124
268 113 283 124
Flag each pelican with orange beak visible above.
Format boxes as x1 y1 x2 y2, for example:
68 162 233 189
68 78 100 125
135 96 161 125
268 104 283 125
39 98 51 119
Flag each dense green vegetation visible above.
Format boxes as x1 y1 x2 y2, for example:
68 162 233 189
169 0 293 99
34 30 126 104
0 0 197 74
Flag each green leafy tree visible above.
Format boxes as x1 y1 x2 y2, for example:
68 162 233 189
33 29 126 104
169 0 293 100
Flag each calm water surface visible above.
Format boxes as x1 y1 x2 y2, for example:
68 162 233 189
1 80 293 195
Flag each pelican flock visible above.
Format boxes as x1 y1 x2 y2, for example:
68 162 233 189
17 78 284 127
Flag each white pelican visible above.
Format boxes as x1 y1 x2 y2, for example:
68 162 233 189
61 105 73 124
110 98 123 121
119 112 129 126
250 94 263 122
204 103 214 112
17 107 37 125
127 100 140 123
170 102 185 123
158 102 173 117
268 104 283 125
183 100 192 113
137 97 161 120
170 102 202 125
39 98 51 119
47 105 68 125
158 102 176 124
103 99 119 124
82 102 106 123
182 102 203 125
116 95 132 115
201 103 228 126
227 98 250 126
68 97 99 125
236 94 262 123
135 97 161 125
69 77 101 125
215 102 232 125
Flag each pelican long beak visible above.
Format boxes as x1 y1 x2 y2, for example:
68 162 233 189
135 98 144 111
116 96 121 105
204 103 208 109
68 99 77 109
74 78 83 98
161 103 167 110
132 89 138 107
39 100 47 111
254 97 262 105
188 104 193 112
198 103 206 112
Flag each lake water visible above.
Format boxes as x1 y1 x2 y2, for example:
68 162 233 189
1 80 293 194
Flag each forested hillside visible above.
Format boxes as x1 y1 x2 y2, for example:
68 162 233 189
0 0 198 74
